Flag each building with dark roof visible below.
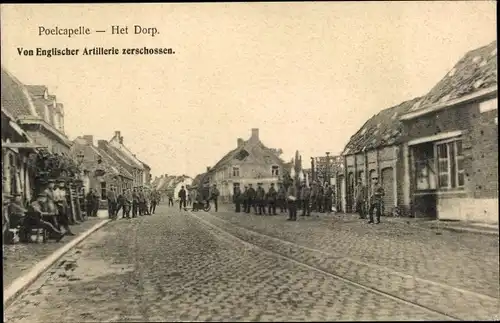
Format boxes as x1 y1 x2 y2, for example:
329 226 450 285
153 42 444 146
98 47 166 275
72 136 134 200
204 128 288 202
1 67 72 154
399 41 497 224
341 97 421 215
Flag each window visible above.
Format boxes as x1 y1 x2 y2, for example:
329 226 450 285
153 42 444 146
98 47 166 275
436 139 464 189
271 165 279 176
100 182 107 200
232 167 240 177
235 149 249 161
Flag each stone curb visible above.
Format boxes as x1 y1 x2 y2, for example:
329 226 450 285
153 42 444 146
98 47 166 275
3 219 112 308
429 225 499 236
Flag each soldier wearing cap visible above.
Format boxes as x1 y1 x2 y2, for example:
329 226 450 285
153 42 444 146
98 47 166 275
241 185 248 213
53 179 75 235
26 192 65 242
245 184 257 214
368 176 384 224
107 184 118 219
300 182 311 216
233 184 242 213
210 184 220 212
277 182 287 213
256 183 266 215
267 183 278 215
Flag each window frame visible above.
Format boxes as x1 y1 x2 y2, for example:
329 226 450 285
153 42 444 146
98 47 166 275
100 182 107 200
232 166 240 178
271 165 279 177
434 137 464 190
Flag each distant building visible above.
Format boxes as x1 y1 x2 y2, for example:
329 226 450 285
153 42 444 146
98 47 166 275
205 128 288 202
400 40 497 224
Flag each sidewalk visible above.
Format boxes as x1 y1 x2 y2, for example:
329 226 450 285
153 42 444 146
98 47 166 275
218 203 499 236
2 217 104 288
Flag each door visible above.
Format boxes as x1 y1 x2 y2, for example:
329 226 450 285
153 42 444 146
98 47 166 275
339 175 346 213
381 167 394 216
348 172 356 212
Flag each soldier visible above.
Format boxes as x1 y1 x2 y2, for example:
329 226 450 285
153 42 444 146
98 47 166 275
167 190 174 207
242 186 248 213
178 186 187 210
27 192 66 242
310 182 318 213
43 179 59 225
324 183 334 214
256 183 266 215
149 189 158 214
211 184 220 212
300 182 311 216
54 180 74 235
354 179 367 219
316 183 324 213
267 183 278 215
123 188 132 218
107 185 118 220
277 182 287 213
286 179 298 221
246 184 257 214
132 187 139 217
86 188 96 218
368 177 385 224
233 185 242 213
138 187 146 215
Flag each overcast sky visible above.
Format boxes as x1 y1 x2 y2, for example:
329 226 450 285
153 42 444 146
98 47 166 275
1 2 496 178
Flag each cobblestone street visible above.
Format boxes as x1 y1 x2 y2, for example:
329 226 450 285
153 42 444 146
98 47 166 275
4 205 455 322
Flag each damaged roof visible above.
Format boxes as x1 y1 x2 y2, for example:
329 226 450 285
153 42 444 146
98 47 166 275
408 40 497 113
1 67 38 118
342 97 422 155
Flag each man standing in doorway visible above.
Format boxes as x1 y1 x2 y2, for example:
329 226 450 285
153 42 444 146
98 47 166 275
368 177 384 224
178 186 187 210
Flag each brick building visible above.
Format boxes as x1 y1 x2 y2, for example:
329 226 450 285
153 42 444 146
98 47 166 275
400 41 497 223
341 98 421 215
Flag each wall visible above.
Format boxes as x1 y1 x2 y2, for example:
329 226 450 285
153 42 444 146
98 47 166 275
404 97 498 223
25 127 70 154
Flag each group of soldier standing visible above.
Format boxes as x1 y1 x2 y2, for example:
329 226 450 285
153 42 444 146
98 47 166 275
85 185 161 220
230 176 385 224
232 180 336 221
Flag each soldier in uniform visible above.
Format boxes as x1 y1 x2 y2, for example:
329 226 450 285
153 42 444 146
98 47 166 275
242 186 248 213
256 183 266 215
54 180 75 235
324 183 334 214
178 186 187 210
233 185 242 213
107 185 118 220
43 179 59 226
167 190 174 207
210 184 220 212
277 182 287 213
316 183 324 213
368 177 385 224
310 182 318 213
354 179 367 219
286 179 298 221
149 189 158 214
132 187 139 217
123 188 132 218
267 183 278 215
246 184 257 214
300 182 311 216
27 192 66 242
138 187 147 215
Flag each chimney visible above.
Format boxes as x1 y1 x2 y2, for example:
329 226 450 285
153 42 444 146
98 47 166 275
237 138 244 148
251 128 259 141
97 140 107 149
119 136 123 144
207 166 211 172
82 135 94 146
